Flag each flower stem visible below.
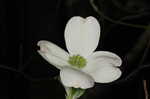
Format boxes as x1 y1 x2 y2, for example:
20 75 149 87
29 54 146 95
65 87 85 99
66 90 74 99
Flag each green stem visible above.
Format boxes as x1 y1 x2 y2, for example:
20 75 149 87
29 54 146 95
66 94 74 99
66 91 74 99
65 88 85 99
65 89 77 99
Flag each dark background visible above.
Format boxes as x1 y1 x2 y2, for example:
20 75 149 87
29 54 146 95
0 0 150 99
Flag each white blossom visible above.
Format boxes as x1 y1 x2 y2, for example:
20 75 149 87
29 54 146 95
37 16 122 89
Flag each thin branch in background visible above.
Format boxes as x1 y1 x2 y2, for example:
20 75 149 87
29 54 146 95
0 64 56 82
111 0 149 14
105 12 149 35
121 27 150 72
89 0 150 98
111 0 131 13
139 39 150 66
89 0 150 29
140 37 150 99
143 80 149 99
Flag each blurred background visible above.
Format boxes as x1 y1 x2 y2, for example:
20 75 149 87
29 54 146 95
0 0 150 99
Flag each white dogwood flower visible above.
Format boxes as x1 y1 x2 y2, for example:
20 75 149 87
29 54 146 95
37 16 122 89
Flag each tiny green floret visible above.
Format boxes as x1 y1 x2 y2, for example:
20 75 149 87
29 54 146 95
68 55 87 68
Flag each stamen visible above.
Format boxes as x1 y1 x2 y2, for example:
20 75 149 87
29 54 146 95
68 55 87 68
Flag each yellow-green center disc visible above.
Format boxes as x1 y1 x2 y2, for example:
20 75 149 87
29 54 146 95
68 55 87 69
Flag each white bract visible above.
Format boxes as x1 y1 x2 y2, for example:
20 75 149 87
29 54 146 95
37 16 122 89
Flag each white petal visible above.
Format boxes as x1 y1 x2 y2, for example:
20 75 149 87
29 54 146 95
60 67 94 89
81 51 122 83
65 16 100 57
90 64 122 83
82 61 121 83
87 51 122 67
37 40 69 69
82 51 122 74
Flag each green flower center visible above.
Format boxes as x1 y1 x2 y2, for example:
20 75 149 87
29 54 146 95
68 55 87 69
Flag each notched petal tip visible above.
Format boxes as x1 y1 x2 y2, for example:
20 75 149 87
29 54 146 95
37 40 46 48
37 40 49 54
37 40 70 69
68 16 97 22
37 40 51 48
65 16 100 57
105 52 122 67
108 53 122 67
85 16 98 22
93 66 122 83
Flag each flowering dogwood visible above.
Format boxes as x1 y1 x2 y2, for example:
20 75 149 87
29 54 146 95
37 16 122 90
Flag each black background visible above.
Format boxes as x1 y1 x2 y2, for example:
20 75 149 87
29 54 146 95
0 0 150 99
